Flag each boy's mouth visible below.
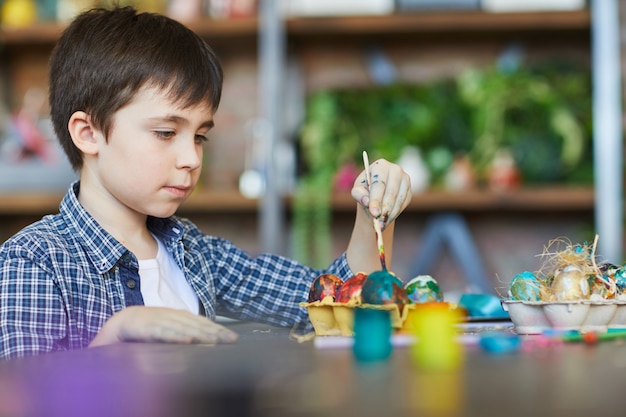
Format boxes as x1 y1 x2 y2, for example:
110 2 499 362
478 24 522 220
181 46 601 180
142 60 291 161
163 185 191 198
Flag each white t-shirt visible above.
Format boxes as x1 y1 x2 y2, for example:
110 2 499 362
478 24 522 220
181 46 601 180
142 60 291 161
138 236 199 314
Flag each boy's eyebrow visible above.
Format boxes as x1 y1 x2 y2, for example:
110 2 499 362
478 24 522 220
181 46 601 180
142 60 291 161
150 114 215 129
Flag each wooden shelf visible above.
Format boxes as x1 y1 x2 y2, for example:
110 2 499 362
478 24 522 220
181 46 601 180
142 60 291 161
0 189 258 215
0 9 590 46
0 18 258 45
184 16 258 39
0 186 595 216
0 21 65 44
330 186 595 212
0 192 64 215
286 9 590 36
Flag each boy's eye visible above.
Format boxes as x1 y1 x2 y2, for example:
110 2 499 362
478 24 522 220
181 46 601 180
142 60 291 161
154 130 175 139
195 134 209 144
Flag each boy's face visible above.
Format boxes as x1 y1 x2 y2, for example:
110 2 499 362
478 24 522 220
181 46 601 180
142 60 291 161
91 86 213 219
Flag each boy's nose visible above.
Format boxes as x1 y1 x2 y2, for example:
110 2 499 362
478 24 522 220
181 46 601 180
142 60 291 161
177 139 203 170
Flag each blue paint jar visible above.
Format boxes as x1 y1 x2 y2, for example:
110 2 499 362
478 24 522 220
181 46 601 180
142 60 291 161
353 308 392 362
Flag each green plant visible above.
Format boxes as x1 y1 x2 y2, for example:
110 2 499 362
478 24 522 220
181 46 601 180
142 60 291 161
458 62 592 183
292 92 337 267
293 60 593 267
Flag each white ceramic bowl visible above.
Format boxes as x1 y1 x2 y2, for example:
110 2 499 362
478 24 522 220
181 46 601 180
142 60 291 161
542 301 590 331
501 300 550 334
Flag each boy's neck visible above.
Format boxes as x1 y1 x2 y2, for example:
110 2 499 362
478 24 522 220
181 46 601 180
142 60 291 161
77 179 158 260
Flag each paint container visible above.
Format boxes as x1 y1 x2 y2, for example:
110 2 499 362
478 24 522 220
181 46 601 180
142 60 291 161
353 308 392 362
409 302 463 370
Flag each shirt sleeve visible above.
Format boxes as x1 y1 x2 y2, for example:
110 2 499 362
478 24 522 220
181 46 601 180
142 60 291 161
206 236 353 332
0 242 68 360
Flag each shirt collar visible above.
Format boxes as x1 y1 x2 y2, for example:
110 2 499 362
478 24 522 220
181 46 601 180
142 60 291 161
60 181 185 273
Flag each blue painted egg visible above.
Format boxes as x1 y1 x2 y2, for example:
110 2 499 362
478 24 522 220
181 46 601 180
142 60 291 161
602 264 626 294
361 270 409 309
508 271 543 301
614 268 626 293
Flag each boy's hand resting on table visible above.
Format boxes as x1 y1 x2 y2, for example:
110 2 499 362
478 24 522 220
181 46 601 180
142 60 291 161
89 306 239 347
351 158 412 227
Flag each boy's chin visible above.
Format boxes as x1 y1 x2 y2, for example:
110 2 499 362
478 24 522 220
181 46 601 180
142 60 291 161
148 205 182 219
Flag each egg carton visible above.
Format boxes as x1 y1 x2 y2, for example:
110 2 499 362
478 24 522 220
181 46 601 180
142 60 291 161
501 299 626 334
301 299 449 336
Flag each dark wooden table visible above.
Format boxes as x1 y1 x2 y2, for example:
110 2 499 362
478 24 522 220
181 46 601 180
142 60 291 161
1 320 625 417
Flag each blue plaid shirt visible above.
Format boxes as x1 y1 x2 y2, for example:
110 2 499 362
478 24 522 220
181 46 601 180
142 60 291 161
0 182 352 360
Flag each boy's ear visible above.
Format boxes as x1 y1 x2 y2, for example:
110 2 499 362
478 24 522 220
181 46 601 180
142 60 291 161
68 111 100 155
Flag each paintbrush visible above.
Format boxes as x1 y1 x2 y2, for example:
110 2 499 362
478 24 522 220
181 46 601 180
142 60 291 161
362 151 387 271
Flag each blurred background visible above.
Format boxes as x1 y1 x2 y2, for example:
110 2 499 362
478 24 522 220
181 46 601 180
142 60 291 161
0 0 618 300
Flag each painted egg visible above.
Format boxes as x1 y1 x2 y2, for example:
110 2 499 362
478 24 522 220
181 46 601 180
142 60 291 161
587 263 616 298
361 270 409 309
335 272 368 304
601 263 626 294
508 271 543 301
307 274 343 302
550 265 590 301
588 276 612 298
404 275 443 303
614 267 626 293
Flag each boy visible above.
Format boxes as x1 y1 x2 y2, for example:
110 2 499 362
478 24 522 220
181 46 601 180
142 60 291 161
0 7 412 359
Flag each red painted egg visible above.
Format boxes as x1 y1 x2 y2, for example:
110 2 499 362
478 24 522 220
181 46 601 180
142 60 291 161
335 272 368 304
307 274 344 302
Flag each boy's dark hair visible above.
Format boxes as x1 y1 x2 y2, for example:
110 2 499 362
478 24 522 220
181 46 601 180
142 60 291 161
49 6 223 170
